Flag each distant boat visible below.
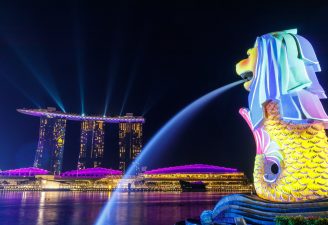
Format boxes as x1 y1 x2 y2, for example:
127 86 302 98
179 180 206 192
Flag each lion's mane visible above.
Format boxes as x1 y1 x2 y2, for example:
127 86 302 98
248 29 328 128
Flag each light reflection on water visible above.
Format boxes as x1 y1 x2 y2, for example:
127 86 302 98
0 192 222 225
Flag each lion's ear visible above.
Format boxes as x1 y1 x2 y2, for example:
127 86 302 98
283 28 297 34
271 29 297 36
294 35 320 72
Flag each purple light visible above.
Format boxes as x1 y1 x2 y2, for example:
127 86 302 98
0 167 49 177
17 109 145 123
59 167 122 178
144 164 238 175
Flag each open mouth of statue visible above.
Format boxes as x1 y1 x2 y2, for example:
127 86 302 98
240 71 253 81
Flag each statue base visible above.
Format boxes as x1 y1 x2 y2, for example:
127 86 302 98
175 194 328 225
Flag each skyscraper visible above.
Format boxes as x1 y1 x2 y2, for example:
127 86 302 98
119 113 143 173
77 120 105 169
33 114 66 175
18 108 145 174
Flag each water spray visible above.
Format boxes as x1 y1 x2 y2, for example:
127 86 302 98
95 79 244 225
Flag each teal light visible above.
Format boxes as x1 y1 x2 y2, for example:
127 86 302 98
7 40 66 112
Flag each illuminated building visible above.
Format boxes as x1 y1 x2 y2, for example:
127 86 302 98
0 164 252 192
60 167 122 179
0 167 122 191
119 113 143 173
137 164 252 193
0 167 49 177
17 108 145 123
17 108 145 174
78 121 105 169
33 108 66 175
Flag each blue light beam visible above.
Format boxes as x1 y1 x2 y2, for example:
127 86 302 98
73 9 86 116
103 57 120 117
119 59 139 116
6 41 66 112
1 72 41 108
95 79 244 225
119 24 148 116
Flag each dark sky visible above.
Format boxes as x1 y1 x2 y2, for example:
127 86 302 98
1 1 328 179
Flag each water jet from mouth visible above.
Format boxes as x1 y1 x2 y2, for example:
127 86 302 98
95 79 244 225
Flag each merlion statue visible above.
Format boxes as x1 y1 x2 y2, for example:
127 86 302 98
236 29 328 202
177 29 328 225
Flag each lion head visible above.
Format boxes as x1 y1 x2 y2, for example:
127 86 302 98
236 47 257 91
236 29 328 128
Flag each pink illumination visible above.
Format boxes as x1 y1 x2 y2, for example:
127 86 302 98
0 167 49 177
17 108 145 123
59 167 122 178
239 108 270 154
144 164 238 175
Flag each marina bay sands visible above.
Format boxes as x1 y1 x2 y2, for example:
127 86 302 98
17 107 145 175
1 2 327 225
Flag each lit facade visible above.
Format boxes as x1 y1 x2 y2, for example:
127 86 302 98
78 121 105 169
17 108 145 123
138 173 252 193
0 164 252 192
138 164 252 193
0 167 49 177
119 113 143 173
33 116 66 175
18 108 145 175
60 167 122 178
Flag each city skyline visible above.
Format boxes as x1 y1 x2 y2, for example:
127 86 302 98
16 107 144 174
1 2 328 225
1 2 328 179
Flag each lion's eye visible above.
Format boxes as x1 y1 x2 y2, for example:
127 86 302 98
263 159 281 183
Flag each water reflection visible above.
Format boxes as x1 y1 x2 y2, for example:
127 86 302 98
36 192 45 225
0 192 222 225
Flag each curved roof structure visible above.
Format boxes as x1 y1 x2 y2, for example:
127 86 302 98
144 164 238 175
17 108 145 123
60 167 122 178
0 167 49 177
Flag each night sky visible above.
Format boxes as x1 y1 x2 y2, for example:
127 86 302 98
1 1 328 179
